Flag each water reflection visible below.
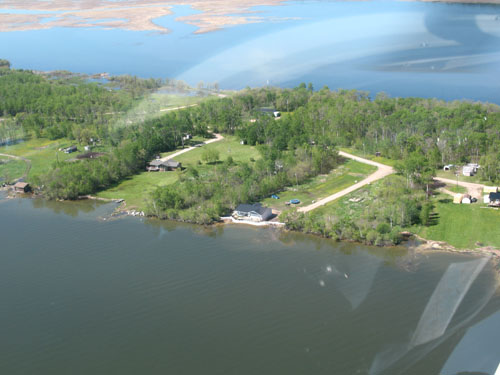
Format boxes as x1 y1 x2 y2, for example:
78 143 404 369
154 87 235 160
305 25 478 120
369 256 498 375
30 197 111 217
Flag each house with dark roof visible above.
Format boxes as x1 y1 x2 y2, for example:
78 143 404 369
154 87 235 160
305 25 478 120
233 203 273 222
147 159 182 172
488 192 500 207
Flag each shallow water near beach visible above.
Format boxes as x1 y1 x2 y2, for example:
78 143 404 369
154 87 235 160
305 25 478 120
1 197 499 374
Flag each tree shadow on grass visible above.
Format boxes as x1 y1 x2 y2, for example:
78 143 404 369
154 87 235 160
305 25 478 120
438 198 452 204
427 212 440 226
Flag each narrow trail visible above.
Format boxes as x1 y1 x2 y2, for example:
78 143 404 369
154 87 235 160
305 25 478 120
298 151 394 213
159 104 198 112
0 152 31 181
159 133 224 162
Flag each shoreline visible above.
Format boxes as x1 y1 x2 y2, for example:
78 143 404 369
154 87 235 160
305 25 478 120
4 188 500 261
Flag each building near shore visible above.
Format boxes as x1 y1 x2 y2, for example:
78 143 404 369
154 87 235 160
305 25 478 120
13 182 30 193
233 203 273 222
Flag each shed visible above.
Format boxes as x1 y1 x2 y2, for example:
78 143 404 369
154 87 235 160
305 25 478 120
258 108 281 118
64 145 78 154
453 194 463 204
233 203 273 222
462 166 475 177
14 182 30 193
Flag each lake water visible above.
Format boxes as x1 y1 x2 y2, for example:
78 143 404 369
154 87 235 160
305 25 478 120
1 1 500 102
1 194 500 375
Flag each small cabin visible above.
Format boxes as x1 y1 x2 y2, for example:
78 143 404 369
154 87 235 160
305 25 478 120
258 108 281 118
64 145 78 154
14 182 30 193
462 166 475 177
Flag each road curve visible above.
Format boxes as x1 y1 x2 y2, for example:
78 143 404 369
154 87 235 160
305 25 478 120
159 133 224 162
298 151 394 213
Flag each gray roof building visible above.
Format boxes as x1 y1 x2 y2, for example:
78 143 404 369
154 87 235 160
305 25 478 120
234 203 273 222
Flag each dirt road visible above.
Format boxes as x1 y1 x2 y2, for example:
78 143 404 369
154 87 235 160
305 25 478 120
158 133 224 162
434 177 485 199
298 151 394 213
159 104 198 112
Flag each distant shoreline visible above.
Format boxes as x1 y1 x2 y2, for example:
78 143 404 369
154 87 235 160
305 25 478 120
1 0 498 35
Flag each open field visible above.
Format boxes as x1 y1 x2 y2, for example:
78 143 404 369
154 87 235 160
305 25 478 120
339 147 398 167
111 93 206 128
0 155 26 182
415 193 500 249
262 159 376 212
173 136 261 167
97 171 179 209
97 136 261 210
0 138 94 182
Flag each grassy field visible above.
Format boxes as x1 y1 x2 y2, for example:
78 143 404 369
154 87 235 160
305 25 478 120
0 155 27 182
416 194 500 249
262 159 376 212
97 171 179 209
339 147 398 167
111 93 207 128
446 184 467 194
173 136 261 166
0 138 92 182
97 136 262 210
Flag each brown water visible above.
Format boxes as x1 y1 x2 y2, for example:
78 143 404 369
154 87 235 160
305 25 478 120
1 194 499 375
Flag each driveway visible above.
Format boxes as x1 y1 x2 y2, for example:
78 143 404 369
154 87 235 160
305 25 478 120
298 151 394 213
434 177 485 199
159 133 224 162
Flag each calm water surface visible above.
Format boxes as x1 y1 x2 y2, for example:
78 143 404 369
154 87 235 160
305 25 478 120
1 195 499 375
1 1 500 102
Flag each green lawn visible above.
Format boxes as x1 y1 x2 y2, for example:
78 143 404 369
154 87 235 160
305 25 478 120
173 136 261 167
97 171 179 209
446 184 467 194
416 195 500 249
97 136 262 210
262 159 376 212
0 138 92 182
339 147 397 167
0 156 27 182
